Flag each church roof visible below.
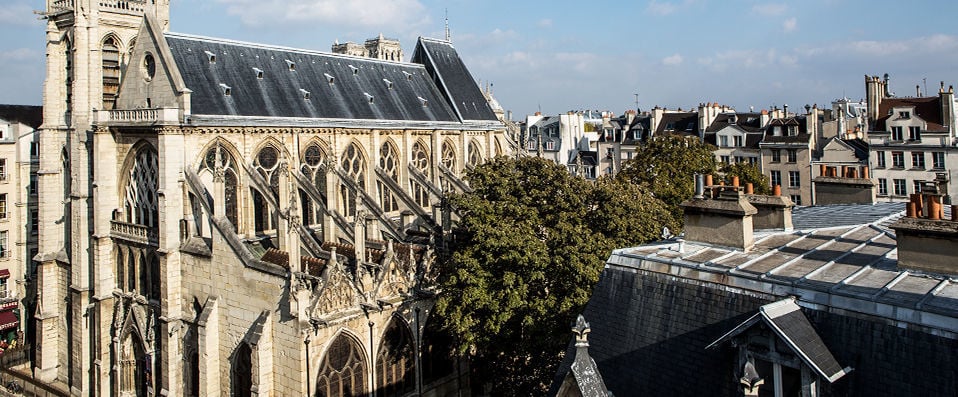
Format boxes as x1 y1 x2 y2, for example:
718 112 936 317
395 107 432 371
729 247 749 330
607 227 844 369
412 38 499 122
0 105 42 129
164 33 495 124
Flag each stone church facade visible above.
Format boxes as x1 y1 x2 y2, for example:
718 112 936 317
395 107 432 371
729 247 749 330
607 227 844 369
35 1 508 395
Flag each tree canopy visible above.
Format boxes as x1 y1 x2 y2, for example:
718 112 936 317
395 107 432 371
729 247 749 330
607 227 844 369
720 162 771 195
617 134 717 222
433 156 675 395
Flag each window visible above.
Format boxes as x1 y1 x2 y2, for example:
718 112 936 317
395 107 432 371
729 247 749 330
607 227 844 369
892 151 904 168
891 126 903 141
787 125 798 136
0 159 5 180
786 149 797 163
909 126 921 141
665 122 675 131
0 194 5 219
771 149 781 163
876 151 886 168
772 126 782 136
893 179 907 196
29 175 37 195
933 152 945 169
913 180 923 195
770 170 782 188
720 136 728 147
790 195 802 205
734 156 744 163
899 111 910 119
30 141 39 157
733 136 743 147
545 140 555 150
720 155 730 164
526 139 537 151
31 209 38 234
748 157 758 166
0 231 6 258
878 178 888 195
912 152 925 169
605 147 615 159
788 171 800 187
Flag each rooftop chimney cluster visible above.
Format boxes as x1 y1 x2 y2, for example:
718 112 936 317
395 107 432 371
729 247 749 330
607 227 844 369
891 190 958 276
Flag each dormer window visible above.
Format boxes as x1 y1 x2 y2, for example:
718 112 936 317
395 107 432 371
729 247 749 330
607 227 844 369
253 67 264 79
787 125 797 136
204 51 216 63
300 89 310 100
285 60 296 71
324 73 335 84
349 65 359 75
417 96 428 107
665 122 675 131
383 79 394 89
898 111 910 119
364 93 374 104
403 71 413 80
773 126 782 136
219 83 231 96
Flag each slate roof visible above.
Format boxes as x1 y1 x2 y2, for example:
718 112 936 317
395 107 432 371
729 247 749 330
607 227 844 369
655 112 698 136
841 138 869 160
705 113 764 133
164 33 495 124
872 97 946 132
411 38 499 122
761 116 811 144
0 105 42 129
708 298 850 382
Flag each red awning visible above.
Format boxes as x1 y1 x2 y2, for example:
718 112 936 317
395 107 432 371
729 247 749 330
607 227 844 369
0 269 9 279
0 310 16 331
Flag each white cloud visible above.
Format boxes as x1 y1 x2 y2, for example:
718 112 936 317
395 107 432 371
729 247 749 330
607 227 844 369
783 17 797 32
662 53 684 66
751 3 787 16
0 48 42 63
800 34 958 58
537 19 553 28
647 1 679 16
0 2 42 27
214 0 429 32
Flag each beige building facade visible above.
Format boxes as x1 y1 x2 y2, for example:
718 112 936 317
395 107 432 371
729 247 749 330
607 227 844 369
36 1 507 396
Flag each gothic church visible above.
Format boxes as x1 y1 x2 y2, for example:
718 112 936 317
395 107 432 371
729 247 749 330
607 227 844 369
36 1 509 395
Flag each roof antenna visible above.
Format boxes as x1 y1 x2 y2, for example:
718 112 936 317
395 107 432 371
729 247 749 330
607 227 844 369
444 9 452 42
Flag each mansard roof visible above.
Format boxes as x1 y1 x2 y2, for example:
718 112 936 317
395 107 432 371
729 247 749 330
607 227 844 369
163 33 496 124
412 38 499 122
655 112 698 136
0 105 42 129
873 96 946 132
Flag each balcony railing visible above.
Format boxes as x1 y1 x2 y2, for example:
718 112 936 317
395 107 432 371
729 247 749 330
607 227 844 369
98 0 148 13
99 108 180 126
50 0 75 12
110 221 159 246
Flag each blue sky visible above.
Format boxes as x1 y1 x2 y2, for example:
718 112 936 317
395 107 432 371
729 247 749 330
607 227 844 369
2 0 958 117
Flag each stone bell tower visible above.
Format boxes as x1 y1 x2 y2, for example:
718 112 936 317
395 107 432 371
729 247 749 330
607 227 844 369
36 0 169 393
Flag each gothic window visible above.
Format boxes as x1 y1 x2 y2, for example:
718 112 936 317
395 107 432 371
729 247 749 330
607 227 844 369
441 140 456 171
316 333 368 397
376 318 415 396
200 143 239 230
232 342 253 397
102 37 121 110
116 249 125 291
411 142 431 208
468 141 483 167
378 142 400 212
252 145 282 233
300 143 328 225
125 145 159 228
494 137 503 157
148 253 160 301
340 143 366 217
65 39 73 109
127 250 137 293
119 332 150 397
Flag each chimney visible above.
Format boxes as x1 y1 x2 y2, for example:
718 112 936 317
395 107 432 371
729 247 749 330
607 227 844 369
746 193 795 231
940 83 955 133
891 189 958 276
681 177 758 251
812 165 876 205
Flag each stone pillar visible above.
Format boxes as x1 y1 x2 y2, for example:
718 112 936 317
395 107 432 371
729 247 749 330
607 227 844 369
197 296 221 397
158 129 185 395
276 160 290 251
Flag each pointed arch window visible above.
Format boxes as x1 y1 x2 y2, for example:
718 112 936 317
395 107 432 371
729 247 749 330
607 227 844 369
376 319 415 396
102 37 121 110
125 145 159 228
441 141 456 171
232 342 253 397
300 143 328 226
316 334 368 397
411 142 431 208
378 142 400 212
199 143 239 231
65 39 74 109
252 145 282 233
119 332 150 396
340 143 366 217
468 141 483 167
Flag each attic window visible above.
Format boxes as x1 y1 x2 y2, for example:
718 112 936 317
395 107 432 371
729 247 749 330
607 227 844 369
253 67 264 79
383 79 394 89
204 51 216 63
285 60 296 71
364 93 374 104
324 73 335 84
417 96 428 107
349 65 359 75
300 89 310 100
402 71 413 80
219 83 231 96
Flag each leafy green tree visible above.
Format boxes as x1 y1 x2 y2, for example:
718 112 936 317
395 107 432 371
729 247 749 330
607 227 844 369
617 135 717 222
720 162 771 195
434 157 675 396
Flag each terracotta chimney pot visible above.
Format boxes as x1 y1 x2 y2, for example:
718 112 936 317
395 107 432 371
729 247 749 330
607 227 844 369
929 196 942 220
819 164 826 177
907 202 917 218
773 185 781 197
746 183 754 194
862 166 870 179
705 174 713 187
732 176 740 187
952 205 958 221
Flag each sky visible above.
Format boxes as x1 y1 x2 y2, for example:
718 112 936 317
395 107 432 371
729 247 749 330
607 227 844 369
2 0 958 118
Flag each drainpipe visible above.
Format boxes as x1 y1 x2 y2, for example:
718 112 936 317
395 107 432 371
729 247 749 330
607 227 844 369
415 308 422 396
368 320 375 397
304 333 310 396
